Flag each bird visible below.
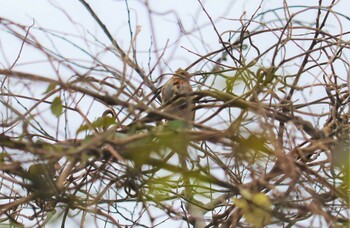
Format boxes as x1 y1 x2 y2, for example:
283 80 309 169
114 68 195 133
160 68 195 123
162 69 200 225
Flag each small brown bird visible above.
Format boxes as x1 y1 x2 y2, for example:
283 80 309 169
161 69 194 122
118 69 195 133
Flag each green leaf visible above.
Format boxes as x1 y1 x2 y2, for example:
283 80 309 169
28 163 50 176
234 189 272 227
77 115 117 133
44 83 57 94
166 120 188 130
0 152 8 162
51 96 63 117
226 77 235 93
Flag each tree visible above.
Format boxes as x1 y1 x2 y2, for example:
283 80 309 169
0 0 349 227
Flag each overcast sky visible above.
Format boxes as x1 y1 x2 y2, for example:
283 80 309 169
1 1 349 227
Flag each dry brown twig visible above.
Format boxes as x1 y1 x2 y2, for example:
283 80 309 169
0 1 349 227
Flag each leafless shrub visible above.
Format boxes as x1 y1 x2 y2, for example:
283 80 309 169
0 1 349 227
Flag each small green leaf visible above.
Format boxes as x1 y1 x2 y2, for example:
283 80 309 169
166 120 188 130
226 77 235 93
77 115 117 133
44 83 57 94
0 152 8 162
76 124 89 133
234 189 272 227
51 96 63 117
28 163 49 176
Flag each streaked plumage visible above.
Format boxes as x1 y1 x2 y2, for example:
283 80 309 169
161 69 194 122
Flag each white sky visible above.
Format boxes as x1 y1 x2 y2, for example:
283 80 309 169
1 0 349 227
